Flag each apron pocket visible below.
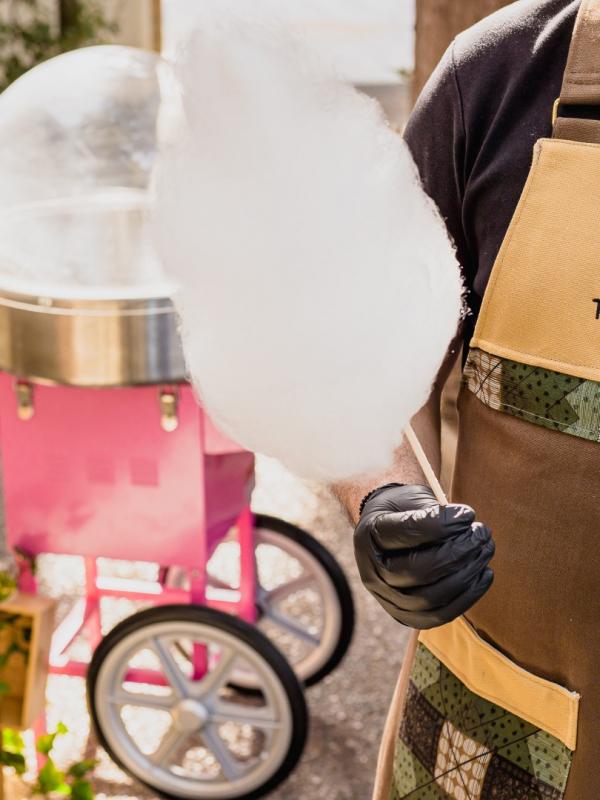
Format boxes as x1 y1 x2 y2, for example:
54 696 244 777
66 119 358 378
390 617 579 800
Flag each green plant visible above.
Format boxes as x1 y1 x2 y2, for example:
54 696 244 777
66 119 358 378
0 607 97 796
1 727 26 775
1 722 98 798
0 0 118 91
0 570 17 603
0 611 32 684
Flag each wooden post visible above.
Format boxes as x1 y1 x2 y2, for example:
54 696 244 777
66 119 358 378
151 0 162 53
96 0 162 51
0 593 55 730
413 0 515 100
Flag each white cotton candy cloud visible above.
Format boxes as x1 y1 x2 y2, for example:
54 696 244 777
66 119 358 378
154 7 463 482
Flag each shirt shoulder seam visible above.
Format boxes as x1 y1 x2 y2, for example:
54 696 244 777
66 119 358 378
450 39 467 146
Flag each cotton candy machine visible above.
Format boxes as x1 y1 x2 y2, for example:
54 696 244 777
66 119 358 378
0 46 354 800
0 46 184 385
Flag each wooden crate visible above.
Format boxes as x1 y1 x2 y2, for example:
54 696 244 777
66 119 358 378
0 593 55 730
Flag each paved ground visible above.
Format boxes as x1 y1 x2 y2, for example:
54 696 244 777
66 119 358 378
6 458 409 800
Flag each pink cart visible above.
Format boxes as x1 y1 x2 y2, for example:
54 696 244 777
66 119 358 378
0 287 353 800
0 45 354 800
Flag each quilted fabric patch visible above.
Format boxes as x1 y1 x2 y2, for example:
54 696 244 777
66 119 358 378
464 348 600 442
389 643 573 800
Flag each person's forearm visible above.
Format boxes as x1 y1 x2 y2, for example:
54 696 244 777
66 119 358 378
332 335 461 524
332 394 441 525
344 337 495 628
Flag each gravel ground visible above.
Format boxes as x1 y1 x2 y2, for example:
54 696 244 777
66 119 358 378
6 458 409 800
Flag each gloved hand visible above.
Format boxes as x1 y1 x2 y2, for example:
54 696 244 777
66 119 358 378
354 484 494 629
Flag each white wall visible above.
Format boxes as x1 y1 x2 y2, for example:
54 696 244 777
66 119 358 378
161 0 415 85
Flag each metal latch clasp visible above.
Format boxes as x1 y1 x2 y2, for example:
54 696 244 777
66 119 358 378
15 381 34 421
159 388 178 432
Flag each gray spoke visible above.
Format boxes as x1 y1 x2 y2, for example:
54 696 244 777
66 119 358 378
196 647 238 700
151 636 189 698
108 689 176 711
263 607 320 647
202 723 243 783
264 573 316 605
211 702 281 731
150 725 190 768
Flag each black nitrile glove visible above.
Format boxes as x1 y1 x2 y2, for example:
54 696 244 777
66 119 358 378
354 484 494 630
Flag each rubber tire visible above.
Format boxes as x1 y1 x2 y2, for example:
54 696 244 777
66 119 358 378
254 514 355 686
87 604 309 800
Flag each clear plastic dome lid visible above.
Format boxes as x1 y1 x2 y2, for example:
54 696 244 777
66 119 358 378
0 45 178 299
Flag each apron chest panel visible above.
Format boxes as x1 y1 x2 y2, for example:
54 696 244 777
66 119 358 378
472 138 600 384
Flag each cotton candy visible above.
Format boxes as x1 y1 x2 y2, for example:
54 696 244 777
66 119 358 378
154 7 463 481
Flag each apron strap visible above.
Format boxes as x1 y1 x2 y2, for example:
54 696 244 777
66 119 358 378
553 0 600 143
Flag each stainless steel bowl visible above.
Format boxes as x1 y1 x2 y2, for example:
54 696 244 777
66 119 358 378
0 290 186 387
0 48 188 388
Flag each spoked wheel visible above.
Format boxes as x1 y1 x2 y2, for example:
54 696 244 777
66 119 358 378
252 515 354 686
206 514 355 687
87 605 308 800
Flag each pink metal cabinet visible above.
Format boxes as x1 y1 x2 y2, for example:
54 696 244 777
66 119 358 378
0 374 253 565
0 373 258 678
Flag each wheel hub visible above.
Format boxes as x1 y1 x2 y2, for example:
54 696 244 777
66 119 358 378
172 698 209 733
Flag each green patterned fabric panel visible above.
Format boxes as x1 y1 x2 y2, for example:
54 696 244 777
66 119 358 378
464 348 600 442
390 643 573 800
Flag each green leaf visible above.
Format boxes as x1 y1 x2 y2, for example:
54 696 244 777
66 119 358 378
3 727 25 752
0 681 10 697
36 722 68 755
0 750 26 774
0 571 17 603
35 758 69 795
36 733 56 756
70 779 95 800
67 759 98 779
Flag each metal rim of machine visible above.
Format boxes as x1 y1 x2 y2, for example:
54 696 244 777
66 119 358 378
87 604 308 800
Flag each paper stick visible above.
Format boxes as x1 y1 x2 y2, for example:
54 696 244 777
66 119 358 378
404 423 448 505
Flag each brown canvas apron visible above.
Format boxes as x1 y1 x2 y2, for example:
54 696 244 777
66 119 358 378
374 3 600 797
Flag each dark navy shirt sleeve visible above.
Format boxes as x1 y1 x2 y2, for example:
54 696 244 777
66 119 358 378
403 44 473 293
402 0 578 340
